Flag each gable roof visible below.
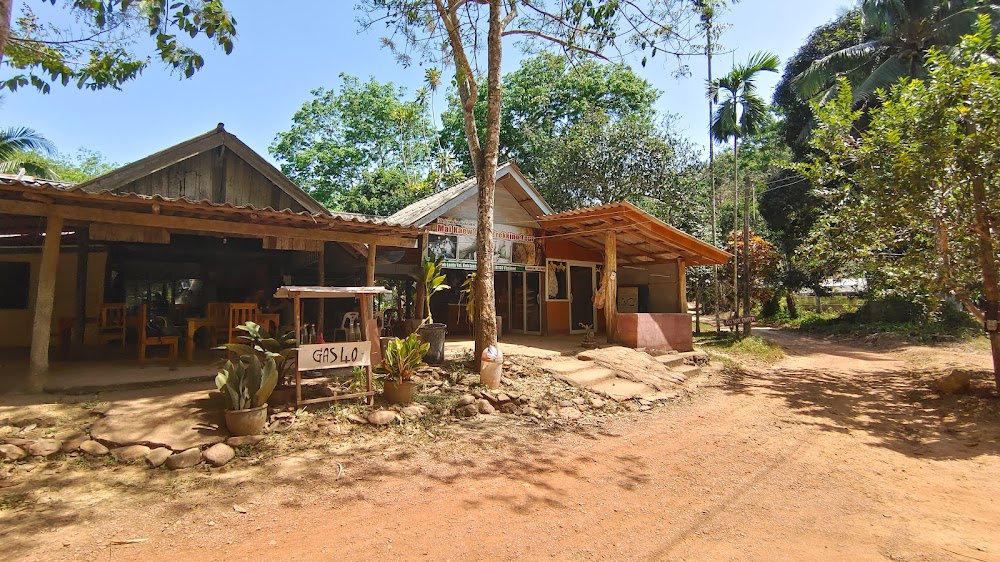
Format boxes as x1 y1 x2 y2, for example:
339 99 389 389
72 124 329 215
388 161 553 227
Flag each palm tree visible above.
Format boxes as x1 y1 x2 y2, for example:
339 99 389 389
710 51 779 316
0 126 56 177
793 0 997 104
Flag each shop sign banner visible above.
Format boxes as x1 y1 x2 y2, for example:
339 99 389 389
426 218 540 268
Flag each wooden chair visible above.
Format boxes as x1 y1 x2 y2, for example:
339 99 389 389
138 304 178 364
97 303 127 349
334 311 359 341
228 303 258 343
206 303 230 345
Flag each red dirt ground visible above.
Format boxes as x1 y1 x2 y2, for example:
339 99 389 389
10 329 1000 561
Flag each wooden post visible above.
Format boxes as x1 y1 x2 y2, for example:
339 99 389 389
72 226 89 355
317 245 325 338
293 295 302 405
677 258 687 314
29 215 64 392
361 244 377 336
359 293 374 407
604 230 617 344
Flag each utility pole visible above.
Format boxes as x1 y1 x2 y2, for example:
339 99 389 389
699 1 722 336
742 177 752 337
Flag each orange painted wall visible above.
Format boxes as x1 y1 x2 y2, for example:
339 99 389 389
544 239 602 262
546 301 570 335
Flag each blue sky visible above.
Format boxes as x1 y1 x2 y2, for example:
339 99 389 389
5 1 850 167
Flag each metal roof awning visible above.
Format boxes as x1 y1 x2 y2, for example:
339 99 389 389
273 286 393 299
538 201 731 266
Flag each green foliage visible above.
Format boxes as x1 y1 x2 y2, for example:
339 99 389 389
791 0 996 106
700 333 784 364
421 257 449 324
374 333 428 384
216 354 278 411
438 52 660 178
0 126 55 177
216 321 297 386
4 1 237 93
721 229 782 311
711 52 780 145
269 74 439 214
802 16 1000 318
13 147 117 182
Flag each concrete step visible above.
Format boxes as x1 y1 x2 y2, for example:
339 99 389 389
590 379 656 401
554 366 618 388
654 354 685 369
674 364 701 378
542 359 593 374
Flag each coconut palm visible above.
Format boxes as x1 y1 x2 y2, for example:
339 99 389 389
793 0 998 104
0 126 56 178
710 51 779 315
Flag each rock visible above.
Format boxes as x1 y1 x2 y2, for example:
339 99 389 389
55 430 87 452
456 394 476 407
639 405 652 412
4 437 31 447
401 405 426 419
145 447 171 468
165 448 202 470
477 399 496 415
226 435 265 447
498 403 518 414
28 439 62 457
559 400 574 408
622 401 640 412
456 404 479 418
558 407 583 420
202 443 235 467
572 397 586 405
346 414 369 425
272 411 293 420
500 377 514 386
0 444 26 461
367 410 398 426
79 440 109 456
935 369 973 395
112 445 151 462
590 397 606 409
518 394 531 404
471 391 484 399
522 407 543 419
496 393 512 404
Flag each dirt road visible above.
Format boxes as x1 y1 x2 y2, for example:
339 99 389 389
15 330 1000 561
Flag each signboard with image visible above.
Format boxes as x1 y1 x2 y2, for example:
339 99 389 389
427 218 544 272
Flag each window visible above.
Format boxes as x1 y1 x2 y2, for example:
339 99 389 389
546 260 567 300
0 262 30 309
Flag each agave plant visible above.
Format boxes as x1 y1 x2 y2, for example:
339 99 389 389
216 321 297 386
375 333 429 385
421 256 450 325
216 354 278 411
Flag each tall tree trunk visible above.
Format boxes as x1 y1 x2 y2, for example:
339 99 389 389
732 135 739 318
742 178 751 337
0 0 12 67
706 13 721 333
971 173 1000 389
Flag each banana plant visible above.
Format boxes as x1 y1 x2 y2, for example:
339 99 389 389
374 333 429 385
216 353 278 411
421 256 450 325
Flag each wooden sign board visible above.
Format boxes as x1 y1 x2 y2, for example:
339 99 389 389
723 316 757 327
298 341 371 371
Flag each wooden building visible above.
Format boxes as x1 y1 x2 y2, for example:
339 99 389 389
386 163 731 349
0 125 420 391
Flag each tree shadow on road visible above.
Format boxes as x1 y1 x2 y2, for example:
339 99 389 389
720 361 1000 461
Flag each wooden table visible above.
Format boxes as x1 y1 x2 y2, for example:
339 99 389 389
185 317 227 362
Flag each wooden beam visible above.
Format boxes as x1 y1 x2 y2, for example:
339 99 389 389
317 245 325 339
212 144 227 203
605 230 617 345
0 199 417 248
72 227 89 355
29 215 63 392
677 258 687 314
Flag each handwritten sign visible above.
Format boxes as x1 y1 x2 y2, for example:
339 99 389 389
723 316 757 327
298 341 371 371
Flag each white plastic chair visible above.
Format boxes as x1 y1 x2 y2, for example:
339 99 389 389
334 311 360 341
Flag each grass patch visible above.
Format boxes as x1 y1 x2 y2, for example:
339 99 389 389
0 492 28 511
696 333 784 364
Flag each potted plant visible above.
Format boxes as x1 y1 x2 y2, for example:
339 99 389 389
216 353 278 436
375 333 429 405
418 256 450 364
218 321 297 405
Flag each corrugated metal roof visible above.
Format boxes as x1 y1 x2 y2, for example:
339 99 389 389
387 174 479 226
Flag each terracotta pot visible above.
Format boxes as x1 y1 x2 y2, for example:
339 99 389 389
382 380 417 405
224 404 268 436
